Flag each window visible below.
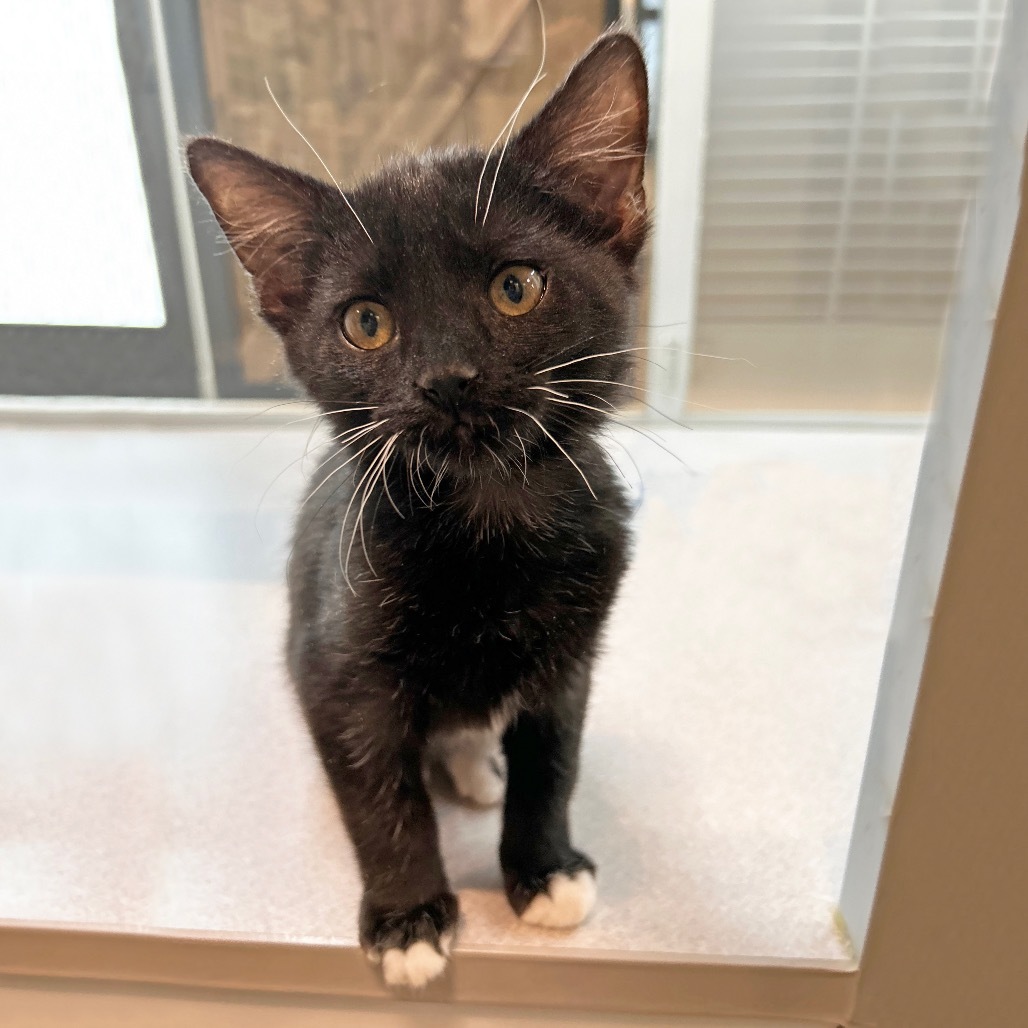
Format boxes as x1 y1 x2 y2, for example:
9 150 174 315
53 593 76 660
647 0 1007 417
0 0 204 396
1 0 1023 1021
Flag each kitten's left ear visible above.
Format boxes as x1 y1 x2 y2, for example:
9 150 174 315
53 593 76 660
512 32 649 260
186 137 332 335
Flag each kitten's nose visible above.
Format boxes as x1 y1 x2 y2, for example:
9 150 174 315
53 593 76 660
417 369 477 415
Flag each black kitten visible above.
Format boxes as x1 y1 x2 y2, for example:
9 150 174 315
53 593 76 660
188 33 648 989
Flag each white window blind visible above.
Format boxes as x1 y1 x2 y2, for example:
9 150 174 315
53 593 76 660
688 0 1007 413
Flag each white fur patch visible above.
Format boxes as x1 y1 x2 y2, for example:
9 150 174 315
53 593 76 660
519 870 597 929
435 727 506 807
380 940 447 989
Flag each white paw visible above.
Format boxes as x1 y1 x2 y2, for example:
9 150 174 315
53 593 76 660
433 728 506 807
378 940 448 989
451 750 505 806
520 870 597 929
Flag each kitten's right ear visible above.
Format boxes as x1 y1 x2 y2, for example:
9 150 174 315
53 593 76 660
511 33 649 260
186 137 328 333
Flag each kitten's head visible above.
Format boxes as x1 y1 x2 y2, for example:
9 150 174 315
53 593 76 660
188 33 648 489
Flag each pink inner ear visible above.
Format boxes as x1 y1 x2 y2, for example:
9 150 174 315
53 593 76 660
511 35 649 254
187 138 321 330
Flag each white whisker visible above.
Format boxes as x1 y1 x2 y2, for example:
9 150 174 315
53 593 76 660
545 396 612 417
429 454 449 503
379 435 406 519
287 405 378 424
548 377 731 414
481 440 510 479
476 0 547 225
264 77 375 245
238 398 313 420
414 427 432 506
331 419 387 446
338 436 391 592
512 427 530 484
546 397 693 471
534 346 658 376
507 406 597 499
234 404 374 464
355 450 387 570
300 429 384 512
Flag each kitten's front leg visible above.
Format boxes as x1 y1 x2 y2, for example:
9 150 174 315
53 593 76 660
500 665 597 929
302 673 457 989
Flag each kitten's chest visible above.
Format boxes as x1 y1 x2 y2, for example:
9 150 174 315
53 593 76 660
375 520 624 693
398 539 561 643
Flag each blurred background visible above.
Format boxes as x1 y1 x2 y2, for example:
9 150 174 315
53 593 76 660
0 0 1009 417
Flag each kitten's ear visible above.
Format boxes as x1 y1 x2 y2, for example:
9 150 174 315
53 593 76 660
512 33 649 259
186 137 328 333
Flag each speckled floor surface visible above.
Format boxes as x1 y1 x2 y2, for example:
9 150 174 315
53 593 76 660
0 420 922 960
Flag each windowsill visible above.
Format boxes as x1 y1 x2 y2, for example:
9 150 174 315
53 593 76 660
0 415 922 1019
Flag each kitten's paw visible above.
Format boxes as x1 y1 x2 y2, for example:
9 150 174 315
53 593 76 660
429 728 506 807
450 749 505 807
520 869 597 928
380 938 449 989
504 855 597 929
360 892 458 990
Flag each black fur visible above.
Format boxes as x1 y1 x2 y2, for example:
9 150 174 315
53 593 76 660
188 33 649 981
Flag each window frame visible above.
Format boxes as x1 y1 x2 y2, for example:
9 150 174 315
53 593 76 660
0 2 1025 1022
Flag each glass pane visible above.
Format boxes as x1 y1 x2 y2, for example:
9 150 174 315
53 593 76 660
0 0 165 328
685 0 1007 415
1 0 1022 1003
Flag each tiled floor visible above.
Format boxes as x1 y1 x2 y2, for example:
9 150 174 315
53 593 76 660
0 418 922 961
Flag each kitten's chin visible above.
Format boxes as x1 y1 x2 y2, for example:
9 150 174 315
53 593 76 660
452 423 477 449
420 431 533 507
450 473 547 532
421 419 498 472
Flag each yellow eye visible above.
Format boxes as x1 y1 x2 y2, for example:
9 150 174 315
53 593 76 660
489 265 544 316
340 300 395 350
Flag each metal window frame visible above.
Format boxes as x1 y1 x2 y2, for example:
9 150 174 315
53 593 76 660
643 0 715 420
158 0 301 401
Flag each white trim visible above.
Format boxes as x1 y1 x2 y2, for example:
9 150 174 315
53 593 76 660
147 0 218 400
644 0 715 416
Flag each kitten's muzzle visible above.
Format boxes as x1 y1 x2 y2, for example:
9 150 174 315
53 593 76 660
416 369 478 418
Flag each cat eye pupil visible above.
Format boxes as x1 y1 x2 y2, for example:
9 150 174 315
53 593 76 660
340 300 394 350
488 264 543 316
503 274 523 304
359 308 378 337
